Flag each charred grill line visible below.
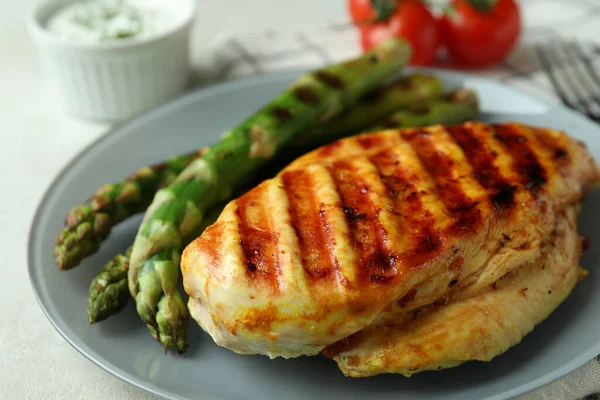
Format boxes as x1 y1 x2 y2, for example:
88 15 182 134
444 125 518 210
400 129 483 236
357 134 387 151
491 124 548 194
531 128 570 161
281 170 336 281
318 201 344 284
316 139 342 158
327 159 397 283
531 128 572 177
554 148 568 159
235 188 280 291
368 148 445 269
269 197 284 291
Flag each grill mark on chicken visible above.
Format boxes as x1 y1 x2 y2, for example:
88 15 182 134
328 159 397 283
281 170 335 281
554 148 569 160
491 124 548 194
316 140 342 158
531 127 571 176
401 130 483 236
357 134 387 151
532 129 569 158
530 128 568 157
368 148 446 269
444 125 517 210
318 202 343 284
235 186 280 291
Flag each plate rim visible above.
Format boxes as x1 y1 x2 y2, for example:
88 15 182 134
28 67 600 400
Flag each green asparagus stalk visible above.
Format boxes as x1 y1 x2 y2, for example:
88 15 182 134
55 73 442 271
371 88 479 130
87 247 132 324
128 38 412 353
55 149 207 270
87 205 225 324
85 87 480 327
291 73 443 148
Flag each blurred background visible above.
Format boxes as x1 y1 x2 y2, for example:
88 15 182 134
3 0 600 127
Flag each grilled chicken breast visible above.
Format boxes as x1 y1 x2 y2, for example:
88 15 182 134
181 121 599 359
324 205 586 377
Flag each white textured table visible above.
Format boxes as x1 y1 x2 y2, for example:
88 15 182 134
2 0 599 399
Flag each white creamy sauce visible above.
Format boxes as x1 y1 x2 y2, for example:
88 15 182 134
46 0 178 42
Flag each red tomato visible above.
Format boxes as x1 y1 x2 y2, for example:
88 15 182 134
348 0 376 25
359 0 441 66
438 0 522 68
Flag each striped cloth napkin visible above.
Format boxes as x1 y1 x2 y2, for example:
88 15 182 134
201 1 600 398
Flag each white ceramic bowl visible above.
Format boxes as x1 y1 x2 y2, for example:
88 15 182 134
27 0 196 122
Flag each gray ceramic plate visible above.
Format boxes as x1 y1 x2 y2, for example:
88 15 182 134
29 69 600 400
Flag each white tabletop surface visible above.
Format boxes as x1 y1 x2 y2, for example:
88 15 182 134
1 1 343 399
3 0 599 399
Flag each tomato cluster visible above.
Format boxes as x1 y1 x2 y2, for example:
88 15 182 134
348 0 521 68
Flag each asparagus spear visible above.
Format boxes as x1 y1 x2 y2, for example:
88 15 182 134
128 38 411 353
54 149 207 270
55 73 443 271
87 85 479 334
87 247 132 324
87 205 225 324
292 73 443 148
371 88 479 130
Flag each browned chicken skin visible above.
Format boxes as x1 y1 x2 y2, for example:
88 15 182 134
182 121 599 363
